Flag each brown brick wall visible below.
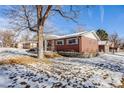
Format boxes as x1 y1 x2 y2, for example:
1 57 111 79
47 36 98 53
79 36 98 53
54 37 80 52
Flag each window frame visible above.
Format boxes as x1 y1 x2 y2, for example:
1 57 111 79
66 38 78 45
56 40 64 45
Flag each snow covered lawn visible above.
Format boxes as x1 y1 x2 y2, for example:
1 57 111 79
0 48 124 88
115 52 124 56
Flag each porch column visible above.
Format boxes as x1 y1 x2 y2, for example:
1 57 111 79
105 45 109 53
44 40 47 52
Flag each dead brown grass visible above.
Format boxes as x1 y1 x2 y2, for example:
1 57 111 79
0 55 54 66
0 56 38 65
103 74 109 79
102 77 124 88
44 52 62 58
117 78 124 88
40 58 53 65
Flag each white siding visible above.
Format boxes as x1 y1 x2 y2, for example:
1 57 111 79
83 33 97 40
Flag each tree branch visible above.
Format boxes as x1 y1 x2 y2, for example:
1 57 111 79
52 8 78 23
42 5 52 26
22 5 37 32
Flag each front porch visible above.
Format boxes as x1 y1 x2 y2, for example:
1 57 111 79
43 34 59 52
44 40 55 52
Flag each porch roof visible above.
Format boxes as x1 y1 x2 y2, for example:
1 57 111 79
98 41 111 45
43 34 60 40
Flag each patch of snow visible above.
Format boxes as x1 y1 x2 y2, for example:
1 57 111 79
0 48 35 61
115 52 124 56
0 48 124 88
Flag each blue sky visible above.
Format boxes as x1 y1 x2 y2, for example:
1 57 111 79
48 5 124 38
0 5 124 38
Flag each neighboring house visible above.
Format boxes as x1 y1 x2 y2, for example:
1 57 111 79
98 41 122 53
16 40 37 49
119 43 124 52
98 41 110 53
109 42 121 52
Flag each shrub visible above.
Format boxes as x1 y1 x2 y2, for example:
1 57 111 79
57 51 99 58
44 52 62 58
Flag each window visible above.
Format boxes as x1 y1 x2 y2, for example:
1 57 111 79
56 40 64 45
67 38 78 45
23 43 30 49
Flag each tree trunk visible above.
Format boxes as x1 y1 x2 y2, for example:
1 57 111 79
37 25 44 59
36 5 52 59
37 5 44 59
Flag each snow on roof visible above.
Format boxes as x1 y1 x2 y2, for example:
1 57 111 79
58 31 87 38
98 41 107 45
43 31 100 40
43 32 87 40
18 40 37 44
55 30 100 40
98 41 111 45
43 34 60 40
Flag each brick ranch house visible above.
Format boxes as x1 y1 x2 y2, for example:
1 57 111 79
46 31 100 53
17 31 100 54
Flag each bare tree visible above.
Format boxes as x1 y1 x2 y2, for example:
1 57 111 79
20 32 30 42
5 5 80 59
109 32 121 54
0 30 15 47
